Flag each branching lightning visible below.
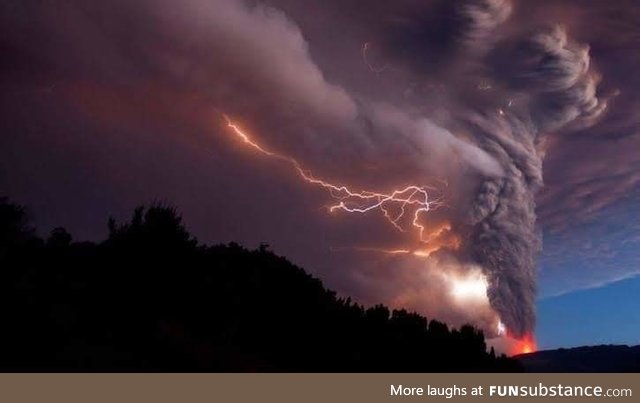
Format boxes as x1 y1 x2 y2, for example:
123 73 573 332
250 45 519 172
223 114 446 247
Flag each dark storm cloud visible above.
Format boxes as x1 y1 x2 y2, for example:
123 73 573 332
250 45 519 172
488 25 606 131
458 21 608 335
1 0 639 338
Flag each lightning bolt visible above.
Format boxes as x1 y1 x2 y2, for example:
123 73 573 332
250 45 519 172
222 114 446 245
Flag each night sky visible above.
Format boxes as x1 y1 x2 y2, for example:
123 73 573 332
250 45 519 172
2 0 640 350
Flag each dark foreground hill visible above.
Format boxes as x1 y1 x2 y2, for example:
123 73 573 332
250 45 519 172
517 345 640 372
0 197 520 372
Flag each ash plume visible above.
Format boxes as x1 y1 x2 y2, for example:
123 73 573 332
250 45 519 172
462 24 606 336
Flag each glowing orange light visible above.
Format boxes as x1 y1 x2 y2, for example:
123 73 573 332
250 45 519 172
512 333 537 355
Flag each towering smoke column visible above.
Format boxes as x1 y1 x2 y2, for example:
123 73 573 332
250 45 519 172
465 24 606 337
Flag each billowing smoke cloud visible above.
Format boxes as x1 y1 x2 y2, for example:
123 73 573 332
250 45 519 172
0 0 616 340
121 0 503 185
461 23 606 336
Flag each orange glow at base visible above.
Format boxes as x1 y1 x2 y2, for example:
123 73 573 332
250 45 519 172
511 333 537 355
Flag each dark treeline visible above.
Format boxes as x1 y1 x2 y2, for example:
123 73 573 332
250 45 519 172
0 197 520 372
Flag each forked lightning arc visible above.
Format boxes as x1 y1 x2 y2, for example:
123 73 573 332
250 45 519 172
222 114 448 251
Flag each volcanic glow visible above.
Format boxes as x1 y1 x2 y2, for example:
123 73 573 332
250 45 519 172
338 221 461 259
512 333 537 355
491 320 538 356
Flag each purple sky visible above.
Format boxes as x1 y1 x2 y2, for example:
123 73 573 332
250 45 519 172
2 0 639 347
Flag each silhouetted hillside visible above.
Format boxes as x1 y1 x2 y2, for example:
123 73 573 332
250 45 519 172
0 197 520 372
517 345 640 372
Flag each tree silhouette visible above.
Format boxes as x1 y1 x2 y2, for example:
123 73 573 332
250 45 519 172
0 197 35 255
0 196 521 372
47 227 72 248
